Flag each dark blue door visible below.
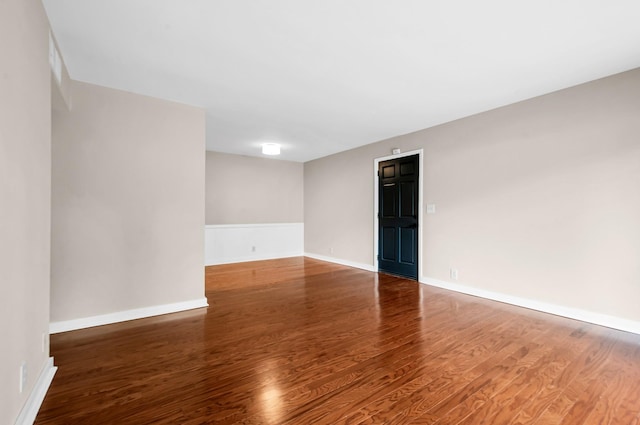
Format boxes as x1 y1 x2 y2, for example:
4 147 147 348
378 155 419 279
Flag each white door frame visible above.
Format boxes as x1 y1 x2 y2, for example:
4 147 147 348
373 149 424 279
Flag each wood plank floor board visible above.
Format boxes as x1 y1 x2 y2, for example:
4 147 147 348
358 342 545 425
506 334 614 424
455 343 579 425
522 334 620 424
36 257 640 424
342 315 556 425
574 334 640 425
382 342 541 425
608 377 640 425
424 342 550 424
283 296 555 425
274 311 514 424
350 309 595 425
204 281 504 422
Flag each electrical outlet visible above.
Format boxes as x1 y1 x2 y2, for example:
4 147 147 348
19 362 27 393
450 268 459 280
251 246 256 252
330 247 334 254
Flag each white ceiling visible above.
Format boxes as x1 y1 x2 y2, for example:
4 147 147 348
43 0 640 162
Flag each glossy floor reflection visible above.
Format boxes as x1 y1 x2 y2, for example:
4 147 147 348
37 257 640 424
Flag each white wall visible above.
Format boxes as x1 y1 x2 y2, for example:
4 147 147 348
51 80 207 329
205 223 304 265
0 0 54 423
305 68 640 330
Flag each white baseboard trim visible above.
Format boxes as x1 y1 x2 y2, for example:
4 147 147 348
15 357 57 425
420 276 640 335
50 298 209 334
304 253 375 272
206 252 303 266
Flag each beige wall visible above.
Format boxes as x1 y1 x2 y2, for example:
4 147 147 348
51 81 206 322
305 151 375 265
305 68 640 322
206 151 303 224
0 0 52 422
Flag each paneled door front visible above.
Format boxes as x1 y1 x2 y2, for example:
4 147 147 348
378 154 419 279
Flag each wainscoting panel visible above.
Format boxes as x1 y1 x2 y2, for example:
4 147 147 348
205 223 304 265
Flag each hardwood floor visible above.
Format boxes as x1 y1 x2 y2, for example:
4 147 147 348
36 257 640 424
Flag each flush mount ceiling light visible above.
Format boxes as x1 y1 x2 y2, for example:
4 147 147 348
262 143 281 155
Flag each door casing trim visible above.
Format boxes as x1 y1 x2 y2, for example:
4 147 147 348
373 149 424 278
